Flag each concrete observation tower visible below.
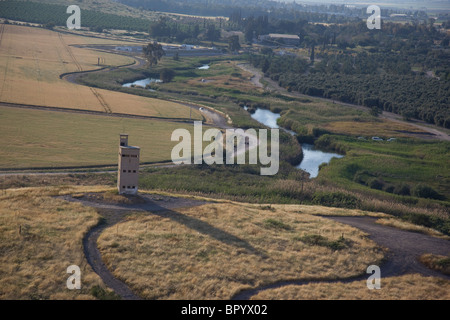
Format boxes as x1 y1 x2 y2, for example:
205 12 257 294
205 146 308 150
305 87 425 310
117 134 140 195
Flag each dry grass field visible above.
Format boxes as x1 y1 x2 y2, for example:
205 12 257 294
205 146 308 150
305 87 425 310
0 24 201 120
418 254 450 275
0 186 108 299
0 186 448 300
322 120 433 138
375 218 450 239
97 201 385 299
0 107 202 168
267 204 449 238
250 274 450 300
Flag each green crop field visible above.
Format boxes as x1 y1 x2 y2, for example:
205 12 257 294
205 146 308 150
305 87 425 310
0 107 200 169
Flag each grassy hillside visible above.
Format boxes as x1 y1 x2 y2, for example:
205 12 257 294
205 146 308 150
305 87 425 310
251 274 450 300
97 199 385 299
0 186 108 299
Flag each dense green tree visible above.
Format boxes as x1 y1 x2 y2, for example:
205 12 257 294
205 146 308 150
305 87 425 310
160 68 175 82
205 24 220 42
143 42 165 68
228 35 241 52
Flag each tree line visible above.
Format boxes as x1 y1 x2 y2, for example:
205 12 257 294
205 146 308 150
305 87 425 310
248 20 450 128
148 16 221 43
0 1 151 32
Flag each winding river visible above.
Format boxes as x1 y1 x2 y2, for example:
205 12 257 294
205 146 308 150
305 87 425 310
249 108 343 178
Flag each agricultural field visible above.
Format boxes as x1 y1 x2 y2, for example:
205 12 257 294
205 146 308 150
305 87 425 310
0 24 201 119
0 107 202 169
0 1 157 32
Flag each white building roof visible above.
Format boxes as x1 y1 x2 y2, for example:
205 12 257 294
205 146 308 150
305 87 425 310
268 33 300 40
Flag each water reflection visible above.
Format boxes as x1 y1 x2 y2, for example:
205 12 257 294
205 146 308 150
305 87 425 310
296 144 343 178
122 78 162 88
250 108 280 129
247 107 344 178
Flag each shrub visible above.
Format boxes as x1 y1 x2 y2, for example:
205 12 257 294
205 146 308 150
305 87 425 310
90 285 121 300
263 219 292 230
383 184 395 193
296 234 348 250
160 68 175 82
297 234 328 246
312 191 361 209
393 183 411 196
412 184 442 200
367 178 385 190
402 213 450 235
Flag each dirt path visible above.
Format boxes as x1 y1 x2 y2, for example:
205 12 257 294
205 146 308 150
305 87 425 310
65 192 450 300
232 215 450 300
61 193 209 300
237 63 264 88
236 63 450 142
327 216 450 278
82 213 141 300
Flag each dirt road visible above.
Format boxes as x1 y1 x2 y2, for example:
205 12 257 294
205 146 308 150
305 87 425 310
61 192 450 300
327 216 450 278
232 215 450 300
61 193 209 300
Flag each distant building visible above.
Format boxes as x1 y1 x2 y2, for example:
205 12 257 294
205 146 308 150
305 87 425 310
117 134 140 195
259 33 300 46
181 44 194 50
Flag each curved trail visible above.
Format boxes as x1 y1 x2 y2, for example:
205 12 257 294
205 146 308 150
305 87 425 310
67 189 450 300
232 216 450 300
82 215 141 300
61 193 209 300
